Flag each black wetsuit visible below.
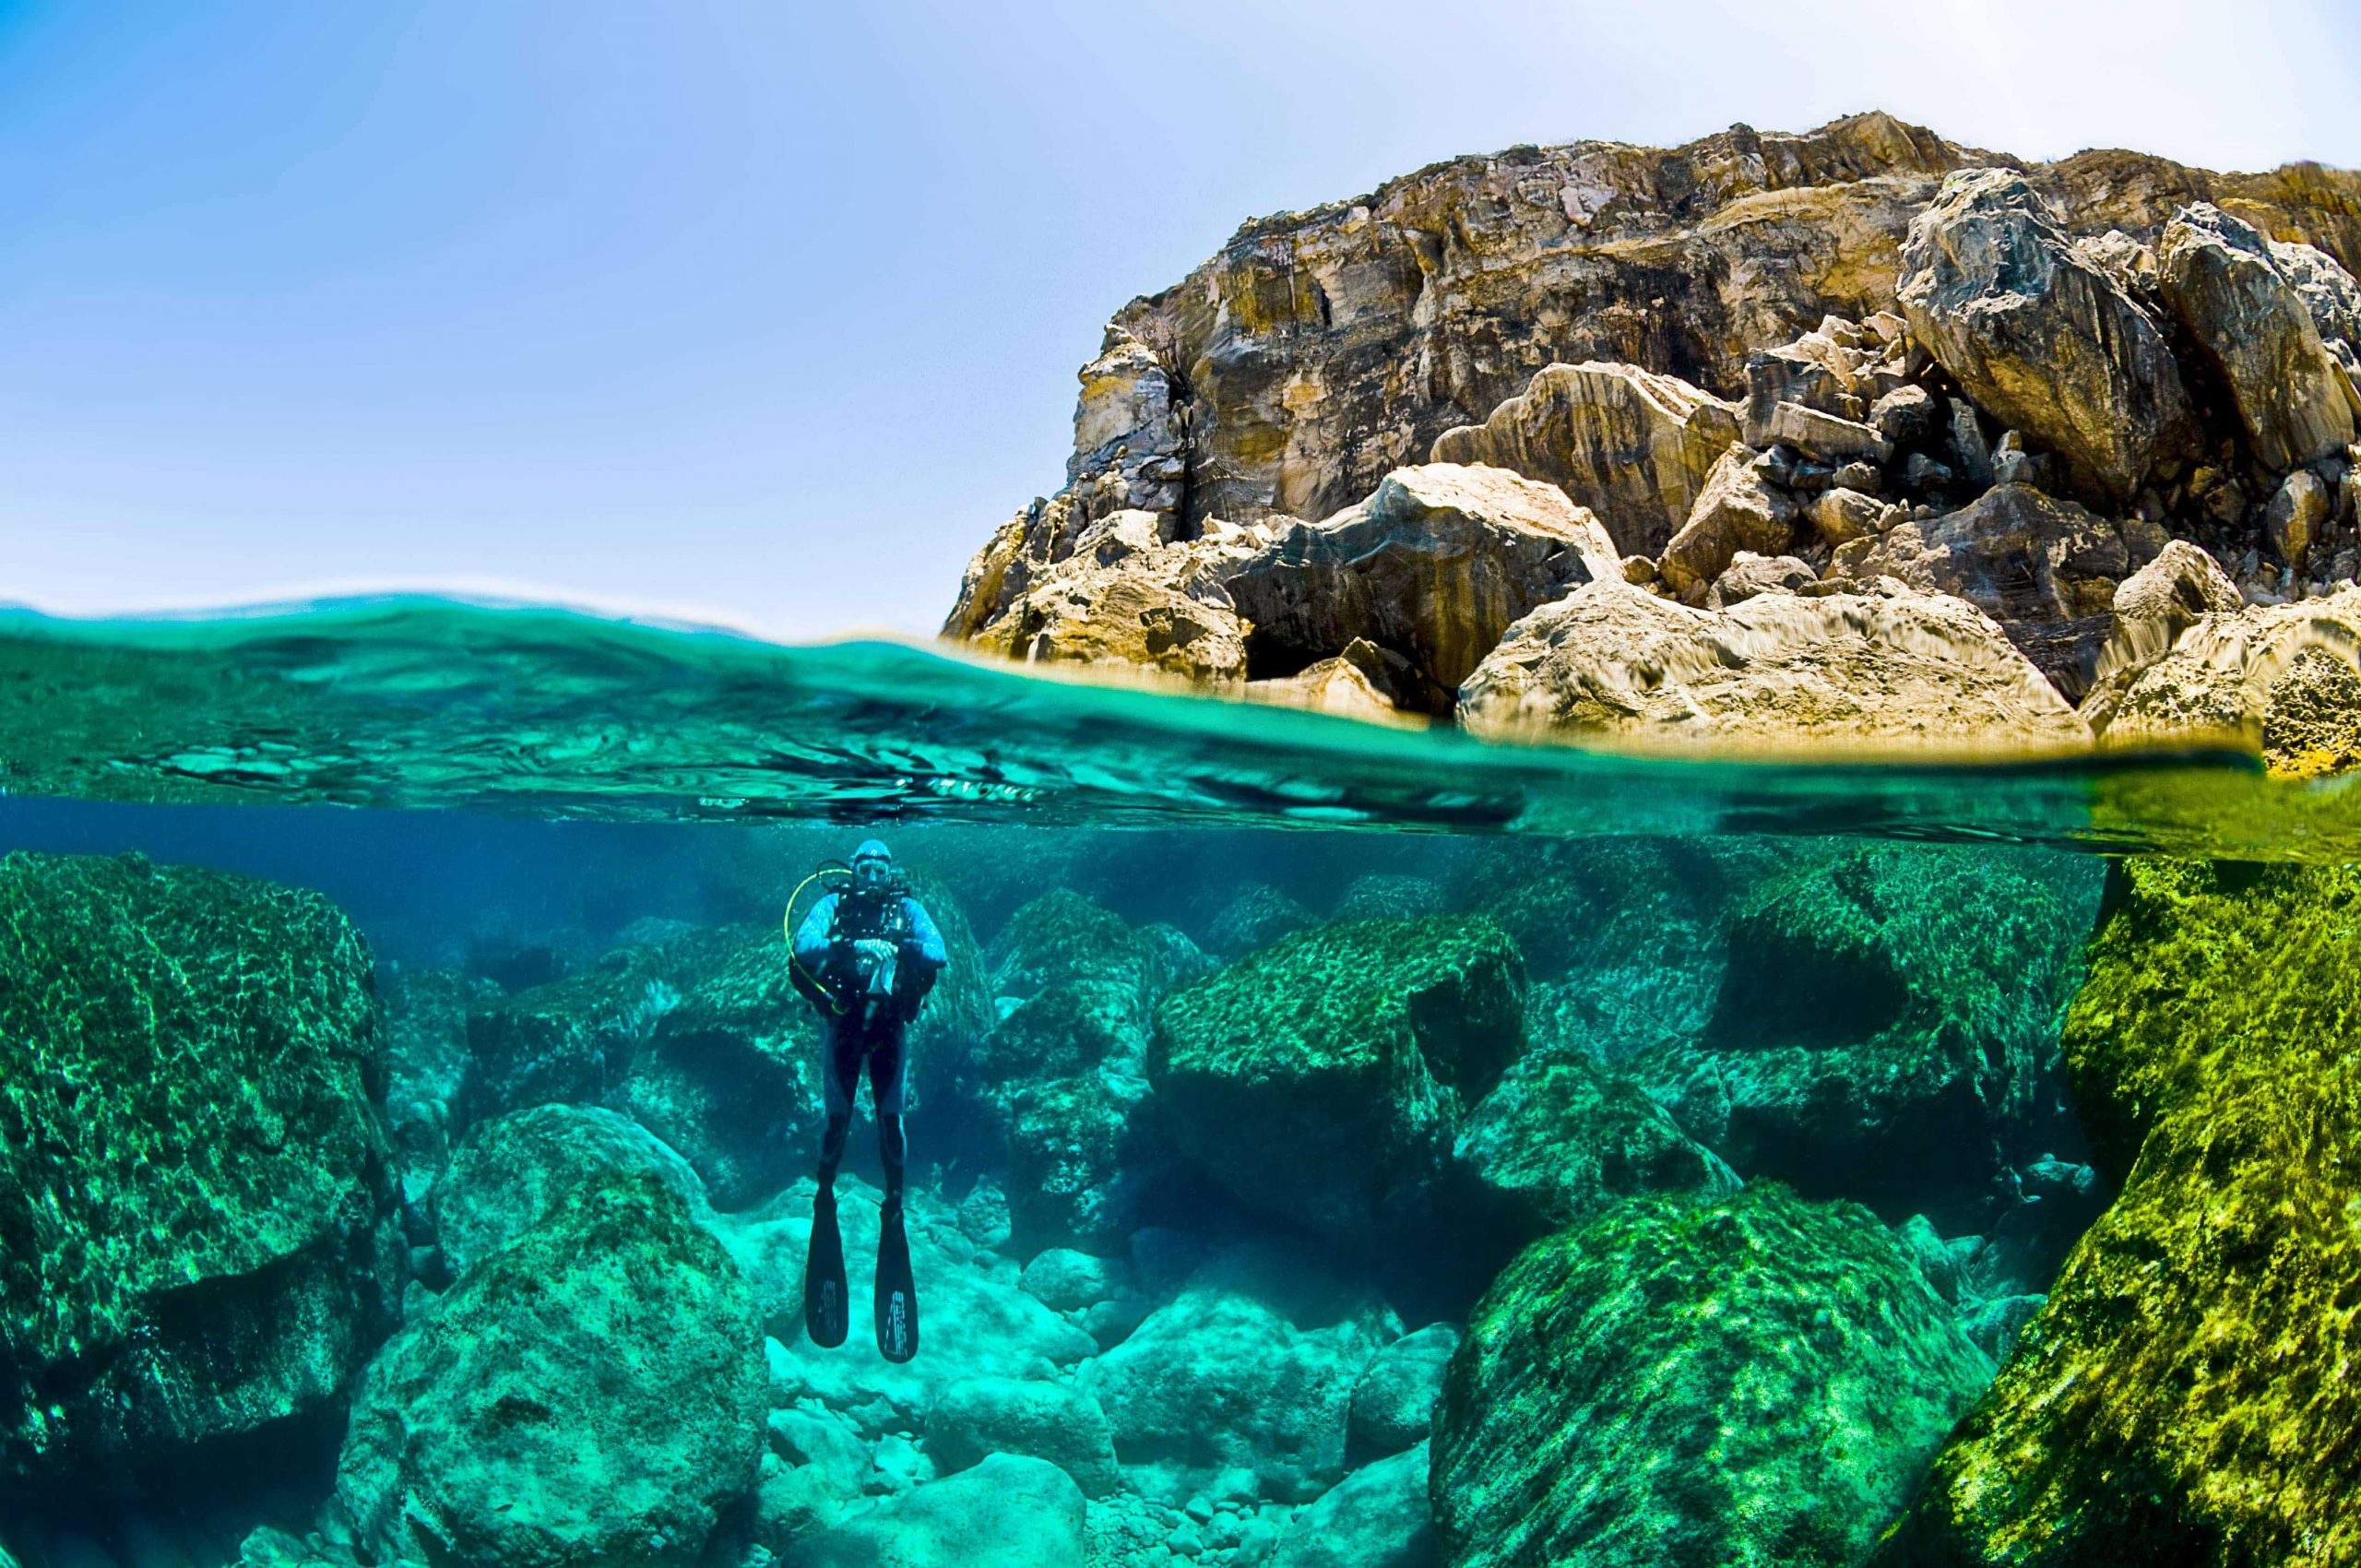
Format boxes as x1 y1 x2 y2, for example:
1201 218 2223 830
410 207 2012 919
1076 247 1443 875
791 884 945 1206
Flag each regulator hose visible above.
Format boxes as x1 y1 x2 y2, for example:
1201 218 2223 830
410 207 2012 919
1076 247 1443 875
783 860 855 1015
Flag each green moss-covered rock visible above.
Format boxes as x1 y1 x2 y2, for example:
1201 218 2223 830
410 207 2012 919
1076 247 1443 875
433 1103 709 1277
1879 859 2361 1568
0 851 398 1487
1003 1070 1166 1248
331 1174 765 1568
1150 917 1525 1246
1642 844 2100 1229
1432 1184 1993 1568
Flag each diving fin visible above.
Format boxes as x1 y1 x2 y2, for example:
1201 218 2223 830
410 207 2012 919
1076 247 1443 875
805 1185 848 1349
874 1199 919 1363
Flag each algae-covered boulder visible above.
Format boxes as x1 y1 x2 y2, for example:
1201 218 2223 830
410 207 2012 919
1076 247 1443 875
0 852 398 1487
433 1103 709 1277
331 1174 765 1568
1079 1242 1396 1504
1149 917 1525 1248
1880 859 2361 1567
779 1454 1086 1568
458 952 684 1124
1432 1184 1993 1568
1639 843 2101 1230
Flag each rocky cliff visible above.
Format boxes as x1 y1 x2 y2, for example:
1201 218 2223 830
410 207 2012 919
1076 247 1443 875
945 113 2361 762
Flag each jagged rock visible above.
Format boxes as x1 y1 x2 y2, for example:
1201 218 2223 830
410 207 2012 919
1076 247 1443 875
1458 579 2089 754
2089 539 2243 694
381 968 495 1212
1149 917 1525 1247
1898 170 2195 502
1222 463 1619 711
1829 482 2131 696
2084 586 2361 774
1808 485 1892 545
1706 551 1818 607
1432 1185 1993 1568
1068 327 1190 523
1245 637 1418 723
1638 843 2101 1231
2264 467 2330 571
961 508 1258 685
1871 384 1941 449
1077 1242 1396 1504
1753 399 1892 467
0 854 397 1489
1658 445 1800 596
1264 1443 1436 1568
330 1176 765 1568
2159 204 2359 473
927 1375 1123 1498
1880 860 2361 1567
1740 317 1907 444
1430 360 1741 554
780 1454 1086 1568
1347 1324 1461 1461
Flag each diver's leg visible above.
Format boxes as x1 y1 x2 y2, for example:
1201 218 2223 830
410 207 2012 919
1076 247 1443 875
818 1028 857 1189
871 1027 908 1211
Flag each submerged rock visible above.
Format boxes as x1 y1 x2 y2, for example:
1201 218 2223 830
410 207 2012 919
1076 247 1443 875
780 1453 1086 1568
433 1102 708 1277
1347 1323 1460 1462
330 1175 765 1568
1880 859 2361 1567
1264 1442 1437 1568
1150 916 1525 1248
927 1374 1122 1498
0 853 397 1489
1458 580 2089 754
1432 1185 1992 1568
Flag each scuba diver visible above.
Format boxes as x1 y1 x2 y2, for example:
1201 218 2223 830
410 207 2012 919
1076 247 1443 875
788 838 945 1361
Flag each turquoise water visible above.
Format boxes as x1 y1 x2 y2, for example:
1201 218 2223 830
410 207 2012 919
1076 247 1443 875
0 597 2344 1568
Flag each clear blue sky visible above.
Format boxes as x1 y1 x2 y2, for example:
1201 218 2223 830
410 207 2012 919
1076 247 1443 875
2 0 2355 637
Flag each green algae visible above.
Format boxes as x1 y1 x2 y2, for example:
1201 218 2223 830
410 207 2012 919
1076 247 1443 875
0 851 395 1482
1433 1183 1994 1568
1880 858 2361 1567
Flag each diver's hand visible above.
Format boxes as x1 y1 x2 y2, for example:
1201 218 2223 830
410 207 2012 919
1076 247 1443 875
853 938 896 970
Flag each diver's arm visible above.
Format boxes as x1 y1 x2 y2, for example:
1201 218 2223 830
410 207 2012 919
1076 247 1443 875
900 898 948 972
792 894 842 972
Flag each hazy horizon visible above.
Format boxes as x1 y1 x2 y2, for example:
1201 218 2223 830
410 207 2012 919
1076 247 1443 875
3 0 2357 640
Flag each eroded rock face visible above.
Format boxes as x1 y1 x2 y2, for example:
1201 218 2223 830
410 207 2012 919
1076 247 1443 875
1457 580 2089 754
1429 361 1739 554
2083 586 2361 774
0 854 398 1489
1897 170 2195 503
331 1176 765 1568
1432 1185 1993 1568
2159 204 2359 474
1880 860 2361 1567
1222 463 1619 711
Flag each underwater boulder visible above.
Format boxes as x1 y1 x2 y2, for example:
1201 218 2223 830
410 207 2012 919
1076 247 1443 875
1638 843 2101 1232
379 967 497 1215
432 1102 710 1277
1149 916 1526 1250
1264 1441 1439 1568
927 1374 1123 1497
1879 859 2361 1567
777 1453 1086 1568
1202 881 1315 956
329 1174 765 1568
1431 1184 1993 1568
457 944 695 1125
0 852 400 1491
1079 1241 1398 1505
1347 1323 1461 1463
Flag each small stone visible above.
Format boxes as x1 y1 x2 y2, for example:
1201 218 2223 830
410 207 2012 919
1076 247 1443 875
1833 460 1883 493
1169 1524 1207 1557
1904 452 1954 494
2266 469 2331 572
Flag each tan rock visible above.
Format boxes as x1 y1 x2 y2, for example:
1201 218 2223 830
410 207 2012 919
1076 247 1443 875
1244 639 1420 726
2158 204 2358 473
1658 445 1799 598
2085 588 2361 773
1753 400 1892 467
1807 487 1892 545
1898 170 2196 503
1706 552 1817 609
1430 361 1739 554
1222 463 1620 711
2265 469 2331 572
2088 539 2243 695
1457 579 2088 755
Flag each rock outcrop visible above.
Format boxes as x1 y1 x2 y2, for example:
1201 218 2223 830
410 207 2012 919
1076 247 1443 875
1222 463 1618 711
1880 859 2361 1566
1430 361 1739 554
0 853 397 1490
1457 580 2089 754
1433 1184 1993 1568
1896 170 2195 503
